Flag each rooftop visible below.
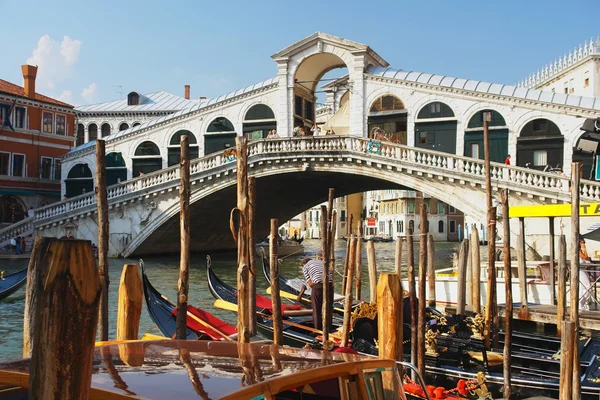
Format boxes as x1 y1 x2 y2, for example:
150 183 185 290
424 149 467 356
76 91 201 113
0 78 73 108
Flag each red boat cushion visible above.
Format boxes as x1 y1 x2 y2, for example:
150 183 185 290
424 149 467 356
255 293 302 312
172 305 237 340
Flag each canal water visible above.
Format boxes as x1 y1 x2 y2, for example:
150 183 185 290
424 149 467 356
0 239 459 362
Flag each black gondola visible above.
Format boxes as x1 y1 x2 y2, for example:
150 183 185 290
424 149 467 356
0 268 27 301
206 257 324 348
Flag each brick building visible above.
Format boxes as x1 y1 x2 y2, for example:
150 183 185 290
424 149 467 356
0 65 76 227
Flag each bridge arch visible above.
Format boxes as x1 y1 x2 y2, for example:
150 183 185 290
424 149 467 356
242 103 277 140
516 117 563 171
118 122 129 131
463 109 509 163
571 126 596 180
65 163 93 198
167 130 199 166
132 141 162 176
87 123 98 142
204 117 237 155
0 195 26 224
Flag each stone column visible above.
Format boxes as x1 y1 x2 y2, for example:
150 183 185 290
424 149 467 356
84 126 89 144
275 59 292 137
349 55 366 137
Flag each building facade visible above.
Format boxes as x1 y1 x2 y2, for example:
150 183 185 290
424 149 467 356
0 65 75 227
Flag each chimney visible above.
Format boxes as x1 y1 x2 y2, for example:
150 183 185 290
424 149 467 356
21 65 38 98
184 85 190 100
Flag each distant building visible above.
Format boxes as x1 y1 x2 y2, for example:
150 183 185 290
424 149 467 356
0 65 75 227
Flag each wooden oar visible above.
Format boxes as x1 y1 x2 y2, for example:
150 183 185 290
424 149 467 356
184 309 234 342
266 287 346 313
213 299 341 340
211 299 312 317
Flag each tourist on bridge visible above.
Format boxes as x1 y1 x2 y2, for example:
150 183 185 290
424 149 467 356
504 155 511 165
299 254 333 331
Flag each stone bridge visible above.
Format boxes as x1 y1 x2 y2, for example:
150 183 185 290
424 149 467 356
2 136 599 257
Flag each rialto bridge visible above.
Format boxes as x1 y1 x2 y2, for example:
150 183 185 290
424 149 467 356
1 32 600 256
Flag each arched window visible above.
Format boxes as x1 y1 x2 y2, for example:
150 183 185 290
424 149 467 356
415 102 457 154
168 130 199 166
368 95 407 144
132 122 141 127
408 220 414 233
101 123 111 138
0 195 26 223
464 110 508 163
127 92 140 106
106 152 127 186
65 163 93 198
76 124 85 146
205 117 236 155
517 119 563 170
88 123 98 142
119 122 129 131
438 220 444 233
243 104 276 140
132 141 162 175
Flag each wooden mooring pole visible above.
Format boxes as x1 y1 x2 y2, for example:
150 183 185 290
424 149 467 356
342 214 353 295
417 205 428 379
330 210 337 288
248 177 257 335
341 235 357 347
517 217 529 318
570 163 581 399
377 273 403 360
324 188 334 340
269 218 283 345
484 206 498 349
320 204 330 342
355 227 363 301
407 228 417 370
29 239 101 400
557 235 567 337
559 320 575 400
395 236 403 277
236 136 250 343
427 233 435 308
176 135 191 340
96 139 109 341
456 239 469 315
549 216 556 305
116 264 142 341
501 190 512 399
367 240 377 303
470 227 481 313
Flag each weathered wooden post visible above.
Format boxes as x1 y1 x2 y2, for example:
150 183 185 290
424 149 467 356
417 205 428 378
559 320 575 400
377 273 403 360
549 216 556 305
96 139 110 341
248 177 257 335
570 163 581 398
470 227 481 313
236 136 250 343
320 205 330 342
269 218 282 345
367 240 377 302
395 236 403 276
485 206 498 349
557 235 567 337
355 228 363 300
116 264 142 341
501 190 512 399
341 235 357 347
29 239 101 400
517 217 529 317
407 228 417 369
466 241 472 307
456 239 469 315
176 135 191 340
323 188 335 340
330 210 337 287
427 233 435 308
342 214 353 295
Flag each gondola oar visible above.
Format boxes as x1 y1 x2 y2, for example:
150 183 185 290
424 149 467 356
212 298 311 317
265 287 346 314
178 307 234 342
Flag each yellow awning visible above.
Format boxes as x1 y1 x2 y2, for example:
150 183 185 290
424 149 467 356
509 203 600 218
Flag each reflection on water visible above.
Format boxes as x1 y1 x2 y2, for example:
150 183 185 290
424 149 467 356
0 239 459 361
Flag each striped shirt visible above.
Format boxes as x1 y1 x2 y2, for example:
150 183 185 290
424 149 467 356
302 259 332 284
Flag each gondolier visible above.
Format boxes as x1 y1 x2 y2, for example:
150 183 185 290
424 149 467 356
299 255 333 331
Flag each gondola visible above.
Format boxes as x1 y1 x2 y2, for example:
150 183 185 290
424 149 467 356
0 268 27 301
140 259 237 341
206 257 326 349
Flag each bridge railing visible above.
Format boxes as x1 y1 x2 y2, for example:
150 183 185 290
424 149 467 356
21 136 600 228
0 217 33 248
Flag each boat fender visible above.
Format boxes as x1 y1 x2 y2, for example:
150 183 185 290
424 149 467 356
403 383 425 397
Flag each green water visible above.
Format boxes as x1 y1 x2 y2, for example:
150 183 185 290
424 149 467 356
0 239 459 361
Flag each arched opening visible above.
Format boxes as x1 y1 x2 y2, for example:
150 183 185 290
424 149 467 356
119 122 130 131
168 130 199 166
517 119 563 170
573 129 599 180
132 141 162 175
127 92 140 106
101 123 111 138
76 124 85 146
414 101 456 153
293 53 348 136
369 95 407 144
0 195 26 224
106 152 127 186
205 117 236 155
438 220 444 233
65 163 93 198
464 110 508 163
88 123 98 142
132 122 141 127
243 104 276 140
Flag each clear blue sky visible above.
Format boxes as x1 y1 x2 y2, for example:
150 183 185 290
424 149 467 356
0 0 598 106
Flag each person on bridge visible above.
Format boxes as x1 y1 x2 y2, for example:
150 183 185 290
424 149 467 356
578 237 594 310
504 155 511 165
299 254 333 331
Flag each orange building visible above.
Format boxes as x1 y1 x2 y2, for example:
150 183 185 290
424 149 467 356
0 65 75 227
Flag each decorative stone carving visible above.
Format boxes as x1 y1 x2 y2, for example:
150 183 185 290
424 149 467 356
139 201 157 226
